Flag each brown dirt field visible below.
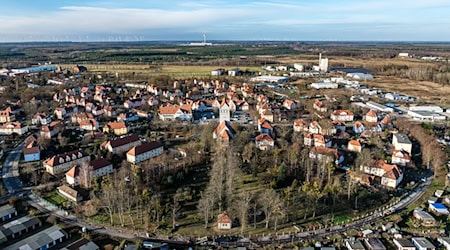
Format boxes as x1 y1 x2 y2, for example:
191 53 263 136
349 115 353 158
367 76 450 106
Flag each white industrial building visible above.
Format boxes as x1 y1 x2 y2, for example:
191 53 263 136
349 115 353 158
407 110 447 121
366 101 394 113
250 75 289 83
409 106 443 113
293 63 304 71
347 73 374 80
310 82 338 89
290 72 320 78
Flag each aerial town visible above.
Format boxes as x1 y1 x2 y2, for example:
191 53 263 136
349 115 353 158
0 40 448 250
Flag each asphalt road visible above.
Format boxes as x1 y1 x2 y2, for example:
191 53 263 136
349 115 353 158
1 142 24 195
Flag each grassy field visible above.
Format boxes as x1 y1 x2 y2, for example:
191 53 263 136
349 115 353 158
61 64 261 78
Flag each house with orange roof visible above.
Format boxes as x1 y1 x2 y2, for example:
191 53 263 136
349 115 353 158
258 118 273 135
359 160 403 188
293 119 306 132
0 122 28 135
261 110 274 123
365 110 378 123
314 134 332 148
54 107 66 120
43 150 90 175
0 107 15 123
103 105 116 117
217 212 232 230
124 98 145 109
158 105 192 121
353 121 365 134
31 112 51 125
66 158 113 186
40 121 63 139
103 122 128 136
283 99 296 110
313 100 327 113
126 141 164 164
331 110 354 122
348 140 362 153
392 150 411 167
71 112 91 124
309 121 322 134
213 121 236 144
101 134 141 154
79 119 98 131
255 133 275 150
309 147 344 165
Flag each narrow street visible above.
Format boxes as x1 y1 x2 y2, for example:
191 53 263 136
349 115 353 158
2 142 24 195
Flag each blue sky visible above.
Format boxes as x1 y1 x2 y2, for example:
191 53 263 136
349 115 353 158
0 0 449 42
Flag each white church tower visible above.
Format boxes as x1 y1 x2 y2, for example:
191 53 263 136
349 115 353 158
219 100 231 122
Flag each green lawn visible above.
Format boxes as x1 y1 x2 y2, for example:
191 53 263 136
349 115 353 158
45 192 66 206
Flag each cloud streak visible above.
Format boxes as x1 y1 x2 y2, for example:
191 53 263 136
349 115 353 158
0 0 449 41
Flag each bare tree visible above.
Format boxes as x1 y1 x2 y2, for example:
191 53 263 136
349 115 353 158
236 192 253 235
198 190 214 229
259 188 282 229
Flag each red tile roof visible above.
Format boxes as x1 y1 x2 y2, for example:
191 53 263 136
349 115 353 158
127 141 163 156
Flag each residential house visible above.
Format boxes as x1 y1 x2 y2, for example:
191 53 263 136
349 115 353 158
363 238 386 250
0 122 28 135
103 122 128 136
392 133 412 154
413 209 436 226
71 112 92 124
412 237 435 250
158 105 192 121
3 225 68 250
393 239 416 250
365 110 378 123
348 140 362 153
40 121 63 139
217 212 232 230
54 107 66 120
31 112 51 125
392 150 411 167
43 150 90 175
101 134 141 154
66 158 113 186
23 144 40 162
360 160 403 188
309 147 344 165
91 106 104 116
258 118 273 135
213 121 236 144
235 100 249 111
261 110 274 122
79 119 98 131
345 239 365 250
331 110 354 122
73 65 87 73
117 112 139 122
0 107 15 123
313 100 328 112
353 121 365 134
0 204 17 222
429 203 449 215
255 133 275 150
293 119 306 132
283 99 296 110
305 134 331 147
127 141 164 164
124 98 145 109
309 121 323 134
103 105 116 117
57 185 82 203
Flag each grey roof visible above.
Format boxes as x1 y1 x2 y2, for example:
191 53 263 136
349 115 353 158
62 238 99 250
394 239 415 247
414 209 436 220
0 204 17 218
345 239 365 249
3 225 67 250
364 238 386 250
394 133 412 144
1 215 41 237
412 237 435 248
